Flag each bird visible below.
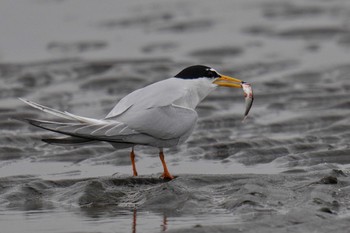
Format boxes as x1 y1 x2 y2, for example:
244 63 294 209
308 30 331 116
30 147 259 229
20 65 245 180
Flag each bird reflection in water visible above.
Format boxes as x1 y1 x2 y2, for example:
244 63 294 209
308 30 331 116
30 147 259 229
132 209 137 233
131 209 168 233
161 214 168 232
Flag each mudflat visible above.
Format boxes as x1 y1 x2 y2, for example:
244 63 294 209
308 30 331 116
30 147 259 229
1 0 350 232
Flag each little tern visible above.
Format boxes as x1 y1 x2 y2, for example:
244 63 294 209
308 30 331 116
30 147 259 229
20 65 247 180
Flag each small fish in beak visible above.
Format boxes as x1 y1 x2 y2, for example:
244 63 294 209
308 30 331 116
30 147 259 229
242 82 254 121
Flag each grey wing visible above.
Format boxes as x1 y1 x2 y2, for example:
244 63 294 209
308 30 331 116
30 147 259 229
25 119 139 142
20 98 146 146
115 104 198 140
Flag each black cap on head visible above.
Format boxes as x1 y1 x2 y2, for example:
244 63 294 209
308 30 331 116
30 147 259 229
175 65 221 79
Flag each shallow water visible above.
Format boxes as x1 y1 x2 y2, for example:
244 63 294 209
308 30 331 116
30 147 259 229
1 0 350 232
2 208 238 233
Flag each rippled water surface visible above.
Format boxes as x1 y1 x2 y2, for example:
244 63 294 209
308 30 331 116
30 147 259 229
1 0 350 232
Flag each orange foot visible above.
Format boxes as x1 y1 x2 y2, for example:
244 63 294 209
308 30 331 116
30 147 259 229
159 150 174 180
161 171 174 180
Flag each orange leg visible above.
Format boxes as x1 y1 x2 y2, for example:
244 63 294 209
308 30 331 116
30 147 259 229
159 150 174 180
130 148 138 176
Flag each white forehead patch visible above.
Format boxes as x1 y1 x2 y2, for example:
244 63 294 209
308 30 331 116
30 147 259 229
207 68 217 72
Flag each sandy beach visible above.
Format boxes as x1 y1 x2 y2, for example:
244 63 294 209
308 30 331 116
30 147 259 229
1 0 350 232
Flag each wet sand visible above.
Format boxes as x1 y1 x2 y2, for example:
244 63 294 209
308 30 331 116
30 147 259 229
1 0 350 232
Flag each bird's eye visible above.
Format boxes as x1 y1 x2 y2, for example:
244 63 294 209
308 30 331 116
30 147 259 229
207 71 216 78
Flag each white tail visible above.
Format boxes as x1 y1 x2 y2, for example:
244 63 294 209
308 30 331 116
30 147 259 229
18 98 103 124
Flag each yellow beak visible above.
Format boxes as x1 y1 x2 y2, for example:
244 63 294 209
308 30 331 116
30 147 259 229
213 75 242 88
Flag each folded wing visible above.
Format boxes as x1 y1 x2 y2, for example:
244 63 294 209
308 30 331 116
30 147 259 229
25 119 138 142
114 104 198 140
20 97 197 147
20 98 139 144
